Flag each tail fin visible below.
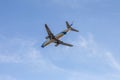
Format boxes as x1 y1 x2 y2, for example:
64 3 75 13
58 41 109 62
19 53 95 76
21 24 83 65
66 21 79 32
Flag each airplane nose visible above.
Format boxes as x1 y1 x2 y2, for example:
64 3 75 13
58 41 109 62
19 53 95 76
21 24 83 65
41 45 44 48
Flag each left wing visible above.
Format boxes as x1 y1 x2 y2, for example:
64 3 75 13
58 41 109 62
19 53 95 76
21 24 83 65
45 24 55 39
55 40 73 47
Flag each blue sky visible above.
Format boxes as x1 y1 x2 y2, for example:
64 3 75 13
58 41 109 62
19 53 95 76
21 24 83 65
0 0 120 80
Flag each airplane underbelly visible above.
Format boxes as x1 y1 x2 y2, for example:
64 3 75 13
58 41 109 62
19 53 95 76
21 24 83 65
55 34 64 39
42 39 55 47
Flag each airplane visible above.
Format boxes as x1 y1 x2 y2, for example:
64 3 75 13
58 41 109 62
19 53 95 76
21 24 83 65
41 21 79 48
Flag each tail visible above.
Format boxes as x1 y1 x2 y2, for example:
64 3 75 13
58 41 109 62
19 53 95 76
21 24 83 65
66 21 79 32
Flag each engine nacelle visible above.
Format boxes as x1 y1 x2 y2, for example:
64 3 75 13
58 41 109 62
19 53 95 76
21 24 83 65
55 43 59 47
45 36 49 39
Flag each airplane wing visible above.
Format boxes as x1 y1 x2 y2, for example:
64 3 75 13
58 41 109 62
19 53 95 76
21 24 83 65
55 40 73 47
45 24 54 39
60 41 73 47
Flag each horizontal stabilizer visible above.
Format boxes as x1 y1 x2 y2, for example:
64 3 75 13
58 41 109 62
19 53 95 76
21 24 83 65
66 21 79 32
71 27 79 32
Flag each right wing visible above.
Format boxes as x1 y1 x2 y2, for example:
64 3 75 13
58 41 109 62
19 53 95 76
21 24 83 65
55 39 73 47
45 24 54 39
60 41 73 47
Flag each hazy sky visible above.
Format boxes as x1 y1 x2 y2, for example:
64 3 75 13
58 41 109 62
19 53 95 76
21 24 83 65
0 0 120 80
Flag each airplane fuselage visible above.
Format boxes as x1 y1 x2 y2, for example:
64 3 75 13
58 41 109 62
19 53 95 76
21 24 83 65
41 29 70 47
